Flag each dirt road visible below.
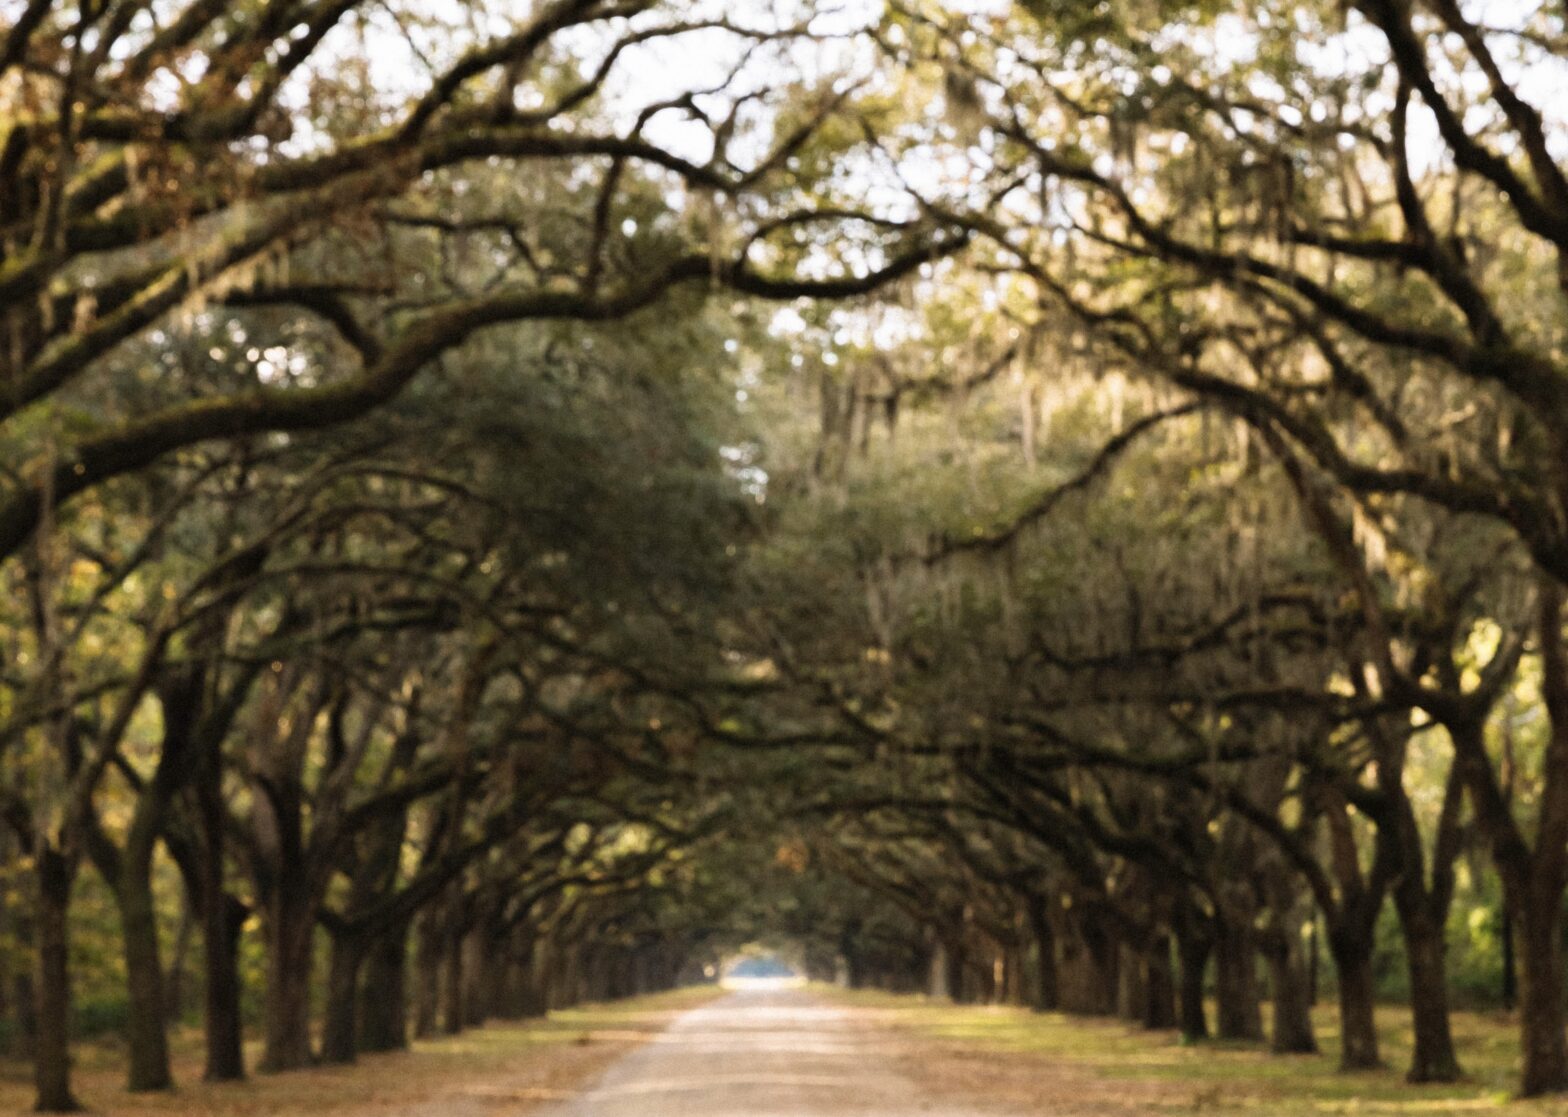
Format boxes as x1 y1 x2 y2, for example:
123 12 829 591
531 988 1010 1116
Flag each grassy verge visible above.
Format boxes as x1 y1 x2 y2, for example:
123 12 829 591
824 987 1554 1115
0 986 720 1116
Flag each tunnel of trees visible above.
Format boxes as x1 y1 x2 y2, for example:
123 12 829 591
4 0 1568 1109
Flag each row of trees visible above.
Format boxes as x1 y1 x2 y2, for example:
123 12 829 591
705 0 1568 1101
6 0 1568 1110
0 300 772 1107
0 0 954 1108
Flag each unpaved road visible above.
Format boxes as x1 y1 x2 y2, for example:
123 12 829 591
531 988 1012 1116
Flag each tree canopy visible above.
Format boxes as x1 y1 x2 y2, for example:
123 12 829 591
4 0 1568 1109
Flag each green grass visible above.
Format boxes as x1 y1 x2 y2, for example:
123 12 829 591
823 988 1557 1114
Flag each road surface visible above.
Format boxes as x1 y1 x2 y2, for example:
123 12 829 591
531 988 1008 1116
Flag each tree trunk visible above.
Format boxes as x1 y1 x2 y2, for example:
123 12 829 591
1176 928 1210 1042
1397 905 1461 1082
1053 907 1116 1015
358 927 409 1052
495 953 526 1019
202 893 246 1081
32 848 80 1113
441 920 465 1034
1214 918 1262 1041
1517 893 1568 1095
320 932 366 1065
1255 854 1317 1055
927 939 950 999
1329 930 1380 1070
164 900 194 1025
1026 895 1058 1011
119 857 173 1091
1263 935 1316 1054
832 946 856 989
946 940 968 1004
197 733 245 1082
1143 934 1178 1030
1500 580 1568 1096
461 926 489 1027
553 941 580 1009
1378 724 1466 1082
413 912 442 1038
520 937 550 1018
1117 942 1149 1022
259 883 316 1072
115 673 202 1093
1087 921 1118 1014
1307 918 1319 1006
